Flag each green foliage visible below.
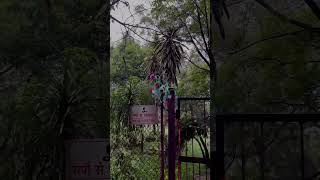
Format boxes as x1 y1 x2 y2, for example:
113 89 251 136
111 38 148 84
147 0 209 45
0 0 109 179
110 38 160 179
178 64 209 97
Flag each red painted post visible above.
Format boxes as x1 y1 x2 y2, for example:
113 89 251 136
176 97 181 180
178 118 182 180
160 94 165 180
168 88 176 180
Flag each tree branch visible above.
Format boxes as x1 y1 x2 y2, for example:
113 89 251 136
225 144 237 171
229 30 305 55
308 60 320 63
304 0 320 21
0 65 14 77
111 0 121 7
254 0 320 31
94 1 110 20
227 0 249 7
185 55 210 72
124 25 155 43
203 0 210 38
193 0 210 55
211 0 226 39
177 16 210 66
111 15 163 34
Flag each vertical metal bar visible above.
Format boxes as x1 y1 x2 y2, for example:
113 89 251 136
216 116 225 180
206 166 208 180
184 101 189 180
192 137 194 179
185 106 188 180
168 88 176 180
160 95 164 180
178 98 182 180
260 122 265 180
300 121 305 180
186 140 188 180
178 128 182 180
141 125 144 153
241 121 245 180
204 100 206 125
61 139 66 180
204 100 208 180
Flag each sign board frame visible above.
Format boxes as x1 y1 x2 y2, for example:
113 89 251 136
65 139 109 180
130 105 158 125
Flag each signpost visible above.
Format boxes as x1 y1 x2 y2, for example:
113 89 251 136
130 105 158 125
65 139 109 180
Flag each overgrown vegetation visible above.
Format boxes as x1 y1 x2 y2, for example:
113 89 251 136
0 0 109 179
111 0 320 179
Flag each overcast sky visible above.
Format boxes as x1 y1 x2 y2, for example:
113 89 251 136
110 0 152 46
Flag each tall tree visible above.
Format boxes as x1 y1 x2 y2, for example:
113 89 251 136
0 0 111 178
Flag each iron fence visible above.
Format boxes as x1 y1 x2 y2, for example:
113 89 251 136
177 97 320 180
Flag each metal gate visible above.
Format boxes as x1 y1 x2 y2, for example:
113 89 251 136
177 97 211 180
220 114 320 180
176 97 320 180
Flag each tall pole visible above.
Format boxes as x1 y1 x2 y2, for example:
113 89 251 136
300 121 305 179
241 121 246 180
178 98 182 180
160 94 165 180
260 122 265 180
168 88 176 180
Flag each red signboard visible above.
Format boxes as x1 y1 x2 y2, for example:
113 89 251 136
130 105 158 125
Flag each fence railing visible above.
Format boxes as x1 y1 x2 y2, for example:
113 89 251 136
177 97 320 180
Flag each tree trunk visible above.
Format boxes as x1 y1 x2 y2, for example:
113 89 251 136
210 1 224 179
92 2 110 178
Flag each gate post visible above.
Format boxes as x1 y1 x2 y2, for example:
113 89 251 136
160 94 164 180
215 116 225 180
299 120 305 180
168 88 176 180
177 98 181 180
